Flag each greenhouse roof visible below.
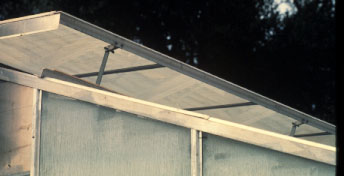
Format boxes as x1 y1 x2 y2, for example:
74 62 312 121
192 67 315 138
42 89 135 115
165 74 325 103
0 11 335 146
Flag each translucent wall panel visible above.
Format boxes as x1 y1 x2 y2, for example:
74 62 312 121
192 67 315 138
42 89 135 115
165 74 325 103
39 92 190 176
202 133 335 176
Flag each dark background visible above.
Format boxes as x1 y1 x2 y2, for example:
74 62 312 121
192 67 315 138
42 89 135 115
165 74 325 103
0 0 336 124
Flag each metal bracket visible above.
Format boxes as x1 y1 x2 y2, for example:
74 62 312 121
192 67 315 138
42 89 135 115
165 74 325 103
104 45 118 53
289 119 308 136
96 45 118 85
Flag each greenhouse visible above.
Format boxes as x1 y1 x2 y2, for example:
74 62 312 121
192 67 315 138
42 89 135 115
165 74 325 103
0 11 336 176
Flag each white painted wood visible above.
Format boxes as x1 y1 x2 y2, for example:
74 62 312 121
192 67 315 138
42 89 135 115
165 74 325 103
0 11 58 24
0 12 60 39
30 89 42 176
0 82 33 175
199 131 203 176
0 67 336 165
191 129 197 176
191 129 202 176
196 106 336 146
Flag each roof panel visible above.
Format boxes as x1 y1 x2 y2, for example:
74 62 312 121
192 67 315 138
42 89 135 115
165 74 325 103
83 67 248 108
0 12 335 146
58 12 335 134
0 23 154 75
0 11 60 39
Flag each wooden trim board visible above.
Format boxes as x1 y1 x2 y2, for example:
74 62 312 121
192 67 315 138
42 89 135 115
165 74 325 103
30 89 42 176
191 129 197 176
0 12 60 39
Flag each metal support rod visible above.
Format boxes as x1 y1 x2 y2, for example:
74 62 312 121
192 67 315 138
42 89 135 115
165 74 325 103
184 102 256 111
289 125 297 137
96 45 117 85
41 69 119 94
289 120 306 136
96 50 110 85
294 132 331 138
74 64 164 78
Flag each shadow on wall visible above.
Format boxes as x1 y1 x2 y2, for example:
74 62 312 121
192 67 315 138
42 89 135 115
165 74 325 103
0 81 33 175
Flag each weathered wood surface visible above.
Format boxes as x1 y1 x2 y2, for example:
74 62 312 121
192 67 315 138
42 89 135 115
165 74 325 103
198 131 203 176
191 130 202 176
39 92 190 176
0 82 33 175
0 12 60 39
191 129 197 176
202 133 335 176
0 67 336 165
30 89 41 176
41 69 120 94
196 105 336 146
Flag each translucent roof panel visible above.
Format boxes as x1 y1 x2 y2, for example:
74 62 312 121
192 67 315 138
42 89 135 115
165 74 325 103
0 11 335 146
83 68 248 109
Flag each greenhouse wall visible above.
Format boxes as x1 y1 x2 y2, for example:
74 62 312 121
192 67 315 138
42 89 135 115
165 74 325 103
39 92 191 175
0 79 336 176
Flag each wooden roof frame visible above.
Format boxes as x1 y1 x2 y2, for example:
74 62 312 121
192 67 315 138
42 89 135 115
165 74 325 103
60 12 335 134
0 11 336 134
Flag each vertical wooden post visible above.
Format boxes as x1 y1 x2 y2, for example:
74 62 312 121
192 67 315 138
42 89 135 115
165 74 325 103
191 129 202 176
198 131 203 176
191 129 197 176
30 89 42 176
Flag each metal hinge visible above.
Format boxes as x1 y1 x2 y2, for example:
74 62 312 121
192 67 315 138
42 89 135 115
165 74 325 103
289 119 308 136
96 45 119 85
